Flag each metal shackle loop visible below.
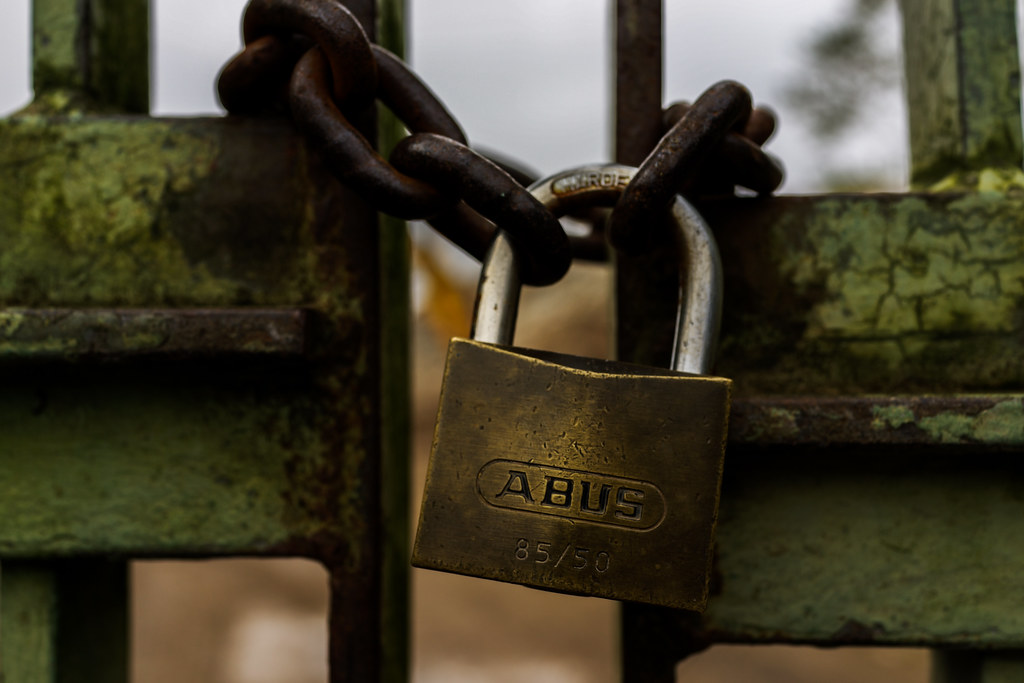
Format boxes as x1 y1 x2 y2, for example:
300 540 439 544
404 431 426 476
470 164 723 375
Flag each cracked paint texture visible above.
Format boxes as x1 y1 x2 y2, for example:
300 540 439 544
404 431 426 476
708 186 1024 393
0 116 333 309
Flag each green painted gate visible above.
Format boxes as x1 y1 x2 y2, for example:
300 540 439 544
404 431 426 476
5 0 1024 681
0 1 407 681
617 0 1024 681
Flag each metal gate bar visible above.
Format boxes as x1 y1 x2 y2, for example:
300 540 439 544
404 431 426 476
0 1 408 681
615 0 1024 681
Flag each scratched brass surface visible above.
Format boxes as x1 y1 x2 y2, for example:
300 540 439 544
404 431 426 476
412 338 730 610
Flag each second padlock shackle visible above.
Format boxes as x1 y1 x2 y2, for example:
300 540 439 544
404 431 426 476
470 163 723 376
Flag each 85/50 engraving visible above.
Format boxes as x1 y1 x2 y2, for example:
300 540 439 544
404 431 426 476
514 538 610 573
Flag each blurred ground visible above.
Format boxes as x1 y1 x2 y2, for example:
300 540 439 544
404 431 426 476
131 258 930 682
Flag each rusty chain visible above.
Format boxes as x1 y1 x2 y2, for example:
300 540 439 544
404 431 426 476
218 0 784 285
610 81 784 254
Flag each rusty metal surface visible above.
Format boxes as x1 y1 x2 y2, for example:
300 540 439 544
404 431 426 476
611 81 753 255
9 1 403 681
0 110 384 561
390 133 571 286
289 47 447 219
613 0 1024 677
616 445 1024 651
222 0 575 287
611 8 676 671
0 116 356 310
1 91 389 683
661 101 784 198
615 0 663 168
0 308 308 360
372 45 466 142
613 0 676 373
217 34 311 114
242 0 376 107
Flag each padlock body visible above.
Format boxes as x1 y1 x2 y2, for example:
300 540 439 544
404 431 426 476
412 338 730 610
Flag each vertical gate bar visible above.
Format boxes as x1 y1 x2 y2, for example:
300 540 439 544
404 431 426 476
612 0 677 372
4 2 151 680
614 0 663 167
901 0 1024 678
323 2 397 681
899 0 1022 185
933 651 1024 682
612 0 667 362
53 560 129 683
31 0 149 112
378 1 411 681
1 563 59 682
612 2 692 683
1 561 129 683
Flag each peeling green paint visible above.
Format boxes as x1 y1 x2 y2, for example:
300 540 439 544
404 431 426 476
929 167 1024 193
0 116 326 308
871 404 916 430
711 188 1024 392
917 398 1024 444
0 112 377 561
869 399 1024 444
6 0 401 678
793 192 1024 338
1 117 215 304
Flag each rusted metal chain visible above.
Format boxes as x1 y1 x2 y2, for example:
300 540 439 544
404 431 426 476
290 49 571 284
661 101 783 197
289 46 450 218
424 149 613 263
373 46 466 143
610 81 783 254
391 134 572 285
664 102 777 145
219 1 786 280
242 0 377 107
740 106 777 145
218 34 312 114
220 0 573 284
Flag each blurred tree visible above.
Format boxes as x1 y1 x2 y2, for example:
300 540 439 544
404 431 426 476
786 0 900 138
784 0 907 190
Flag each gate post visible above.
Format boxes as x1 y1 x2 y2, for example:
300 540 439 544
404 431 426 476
0 1 408 681
616 1 1024 682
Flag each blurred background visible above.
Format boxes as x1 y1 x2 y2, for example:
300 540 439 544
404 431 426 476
0 0 939 680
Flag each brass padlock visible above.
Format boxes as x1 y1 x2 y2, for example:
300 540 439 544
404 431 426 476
412 164 730 611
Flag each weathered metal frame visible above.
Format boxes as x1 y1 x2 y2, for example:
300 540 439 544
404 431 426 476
615 0 1024 681
0 1 408 681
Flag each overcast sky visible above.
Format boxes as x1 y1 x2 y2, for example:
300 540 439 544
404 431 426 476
0 0 909 192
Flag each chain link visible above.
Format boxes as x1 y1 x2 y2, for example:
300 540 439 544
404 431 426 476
218 0 784 284
660 101 783 198
390 133 572 285
289 46 451 218
610 81 783 254
243 0 377 107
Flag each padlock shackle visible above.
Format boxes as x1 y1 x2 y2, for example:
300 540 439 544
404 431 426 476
668 194 723 375
470 163 723 375
470 232 521 345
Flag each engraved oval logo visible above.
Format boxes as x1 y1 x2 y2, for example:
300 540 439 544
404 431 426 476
476 460 666 531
